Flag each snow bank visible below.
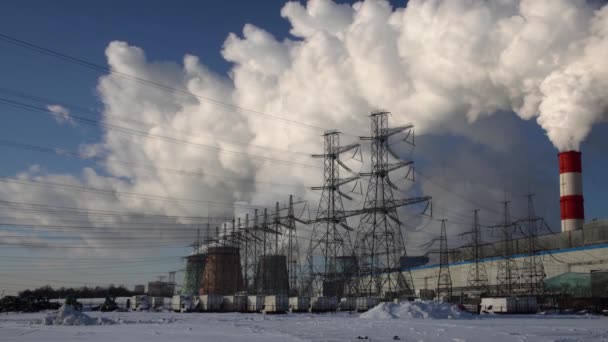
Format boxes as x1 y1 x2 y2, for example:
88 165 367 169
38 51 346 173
360 301 472 320
41 304 114 326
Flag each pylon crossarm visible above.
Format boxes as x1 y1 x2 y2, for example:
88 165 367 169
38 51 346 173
337 159 352 172
310 175 360 190
387 145 401 159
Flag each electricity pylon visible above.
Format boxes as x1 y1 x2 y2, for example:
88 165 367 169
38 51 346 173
436 219 453 300
280 195 304 296
495 201 519 296
519 194 546 295
305 130 361 298
464 209 489 295
356 111 431 300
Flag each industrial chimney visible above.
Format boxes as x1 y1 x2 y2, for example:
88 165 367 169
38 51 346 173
559 150 585 232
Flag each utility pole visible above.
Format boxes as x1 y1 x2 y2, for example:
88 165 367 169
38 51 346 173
356 111 431 300
436 219 453 300
495 201 519 296
305 130 360 298
519 194 546 296
465 210 489 295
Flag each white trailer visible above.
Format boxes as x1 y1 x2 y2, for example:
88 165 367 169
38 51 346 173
310 296 337 312
199 294 223 312
222 295 247 312
289 296 310 312
151 297 165 309
355 297 380 312
130 295 149 311
339 297 357 311
480 297 538 314
171 295 193 312
263 295 288 313
247 295 265 312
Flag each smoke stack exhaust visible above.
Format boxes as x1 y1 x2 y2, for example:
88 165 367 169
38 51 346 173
559 151 585 232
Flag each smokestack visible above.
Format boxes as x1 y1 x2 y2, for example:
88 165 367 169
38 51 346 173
559 150 585 232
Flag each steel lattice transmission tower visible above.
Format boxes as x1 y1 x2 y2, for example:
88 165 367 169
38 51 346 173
519 194 546 295
465 209 489 295
356 111 431 300
281 195 304 296
436 219 453 300
495 201 519 296
305 130 361 298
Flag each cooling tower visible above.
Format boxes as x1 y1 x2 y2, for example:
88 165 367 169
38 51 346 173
254 255 289 295
200 246 243 295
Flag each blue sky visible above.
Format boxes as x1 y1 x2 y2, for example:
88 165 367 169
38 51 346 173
0 0 606 294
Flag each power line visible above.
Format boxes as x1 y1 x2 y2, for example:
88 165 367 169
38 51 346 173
0 138 315 189
0 32 332 132
0 97 320 170
0 87 316 157
0 199 232 220
0 177 267 209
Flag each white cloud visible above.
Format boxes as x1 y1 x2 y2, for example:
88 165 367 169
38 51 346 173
1 0 607 259
46 104 75 126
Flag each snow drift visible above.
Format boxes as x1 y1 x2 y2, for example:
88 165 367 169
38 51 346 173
41 305 115 326
360 301 472 320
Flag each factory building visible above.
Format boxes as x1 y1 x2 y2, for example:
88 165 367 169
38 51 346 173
406 220 608 295
147 281 175 297
405 151 608 300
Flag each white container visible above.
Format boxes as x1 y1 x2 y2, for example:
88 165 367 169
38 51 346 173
223 295 247 312
247 295 265 312
171 295 193 312
151 297 165 309
199 294 223 311
289 296 310 312
327 296 338 311
310 296 337 312
480 297 538 314
339 297 357 311
130 295 149 310
355 297 380 312
263 295 289 313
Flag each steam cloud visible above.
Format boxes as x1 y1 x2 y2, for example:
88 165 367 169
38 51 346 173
1 0 607 258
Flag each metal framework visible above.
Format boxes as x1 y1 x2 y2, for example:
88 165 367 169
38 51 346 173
356 111 430 299
495 201 519 296
436 219 453 300
519 194 546 295
181 228 205 295
465 209 489 294
280 195 303 296
305 130 361 297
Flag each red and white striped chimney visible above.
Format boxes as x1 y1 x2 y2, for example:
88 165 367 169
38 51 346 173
559 150 585 232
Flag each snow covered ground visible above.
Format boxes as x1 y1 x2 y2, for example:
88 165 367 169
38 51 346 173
1 307 606 341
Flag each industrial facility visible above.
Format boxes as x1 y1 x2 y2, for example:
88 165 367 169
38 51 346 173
172 111 607 314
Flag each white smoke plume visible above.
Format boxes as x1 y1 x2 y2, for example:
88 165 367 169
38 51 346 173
1 0 607 261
